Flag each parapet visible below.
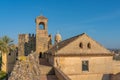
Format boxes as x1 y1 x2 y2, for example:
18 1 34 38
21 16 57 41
28 33 36 38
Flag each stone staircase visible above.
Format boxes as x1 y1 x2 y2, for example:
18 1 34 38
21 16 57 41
39 58 58 80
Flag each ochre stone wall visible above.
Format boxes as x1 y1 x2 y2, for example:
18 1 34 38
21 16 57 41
7 51 16 73
18 34 29 56
54 56 113 75
2 53 7 72
52 56 113 80
58 34 110 54
2 51 16 73
69 74 110 80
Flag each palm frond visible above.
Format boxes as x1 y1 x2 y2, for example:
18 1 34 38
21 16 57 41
0 36 15 54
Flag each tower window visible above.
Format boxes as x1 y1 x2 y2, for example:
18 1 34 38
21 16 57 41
87 43 91 49
39 22 45 30
82 60 89 71
79 42 83 48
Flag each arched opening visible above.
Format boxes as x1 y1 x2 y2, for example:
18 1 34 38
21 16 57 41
39 22 45 30
39 52 42 58
87 43 91 49
79 42 83 48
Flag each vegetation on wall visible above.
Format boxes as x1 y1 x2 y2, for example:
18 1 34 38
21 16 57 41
0 71 7 80
18 56 27 61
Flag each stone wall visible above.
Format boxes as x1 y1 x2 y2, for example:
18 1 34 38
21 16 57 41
18 34 36 56
7 51 17 73
36 16 52 54
54 56 113 75
2 53 7 72
50 56 113 80
2 51 16 73
58 34 110 54
8 53 41 80
112 61 120 74
69 74 110 80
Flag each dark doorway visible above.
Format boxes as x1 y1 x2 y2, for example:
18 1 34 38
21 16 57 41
39 52 42 58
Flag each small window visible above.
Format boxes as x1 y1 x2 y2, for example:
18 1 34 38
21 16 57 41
87 43 91 49
79 42 83 48
82 60 89 71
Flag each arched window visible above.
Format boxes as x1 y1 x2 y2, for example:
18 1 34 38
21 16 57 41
39 22 45 30
87 43 91 49
79 42 83 48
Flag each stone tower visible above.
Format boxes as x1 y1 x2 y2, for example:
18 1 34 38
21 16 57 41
36 16 52 54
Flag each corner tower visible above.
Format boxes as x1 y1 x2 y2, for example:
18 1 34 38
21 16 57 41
36 15 52 54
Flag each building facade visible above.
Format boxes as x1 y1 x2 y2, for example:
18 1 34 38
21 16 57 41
45 33 120 80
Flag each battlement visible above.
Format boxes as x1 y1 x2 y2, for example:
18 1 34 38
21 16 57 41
28 33 36 38
19 34 28 38
19 33 36 38
18 33 36 56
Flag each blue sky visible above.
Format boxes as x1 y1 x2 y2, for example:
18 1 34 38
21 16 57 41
0 0 120 48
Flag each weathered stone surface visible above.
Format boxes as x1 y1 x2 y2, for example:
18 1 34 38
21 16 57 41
8 53 41 80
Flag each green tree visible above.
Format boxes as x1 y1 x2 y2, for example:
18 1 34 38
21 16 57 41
0 36 16 70
0 36 15 53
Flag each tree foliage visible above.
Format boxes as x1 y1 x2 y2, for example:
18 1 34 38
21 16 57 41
0 36 15 54
0 36 16 70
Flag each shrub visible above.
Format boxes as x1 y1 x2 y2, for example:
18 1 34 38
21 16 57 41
18 56 27 61
0 71 7 80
